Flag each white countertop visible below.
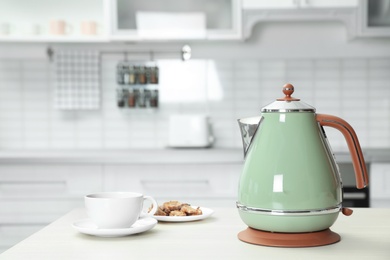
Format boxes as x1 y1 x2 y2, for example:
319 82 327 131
0 149 244 164
1 207 389 259
0 148 388 164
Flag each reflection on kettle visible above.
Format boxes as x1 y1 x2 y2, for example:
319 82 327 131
236 83 368 247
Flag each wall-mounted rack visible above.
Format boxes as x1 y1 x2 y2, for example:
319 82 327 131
47 45 191 110
46 45 191 62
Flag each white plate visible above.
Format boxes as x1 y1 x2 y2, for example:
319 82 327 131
72 217 157 237
153 207 214 222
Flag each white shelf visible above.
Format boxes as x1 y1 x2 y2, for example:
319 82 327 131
1 0 386 43
0 35 110 43
0 0 242 43
0 0 109 43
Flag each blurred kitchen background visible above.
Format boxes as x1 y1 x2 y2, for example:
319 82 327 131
1 0 390 253
0 0 389 150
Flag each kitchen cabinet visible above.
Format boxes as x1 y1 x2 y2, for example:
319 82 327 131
1 0 387 43
0 0 241 43
0 158 242 253
357 0 390 37
242 0 359 39
110 0 242 41
0 164 103 253
369 163 390 207
103 164 241 205
0 0 110 43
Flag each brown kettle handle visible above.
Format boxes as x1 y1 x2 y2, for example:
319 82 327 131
316 114 368 189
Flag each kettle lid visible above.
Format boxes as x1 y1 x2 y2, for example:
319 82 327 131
261 83 315 113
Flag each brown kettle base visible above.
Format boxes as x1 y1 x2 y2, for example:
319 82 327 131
238 227 340 247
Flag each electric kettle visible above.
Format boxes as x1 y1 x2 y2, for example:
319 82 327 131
237 83 368 247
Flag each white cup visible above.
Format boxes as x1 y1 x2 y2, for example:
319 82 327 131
85 192 158 229
20 23 42 35
80 21 99 35
49 20 72 35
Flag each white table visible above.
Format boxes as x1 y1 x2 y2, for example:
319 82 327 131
1 208 389 260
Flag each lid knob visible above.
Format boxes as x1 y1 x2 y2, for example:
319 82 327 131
277 83 300 101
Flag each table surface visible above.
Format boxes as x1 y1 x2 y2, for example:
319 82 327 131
1 207 390 260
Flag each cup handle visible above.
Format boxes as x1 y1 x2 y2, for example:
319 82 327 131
140 195 158 218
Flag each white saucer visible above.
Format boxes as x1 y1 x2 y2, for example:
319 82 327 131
153 207 214 222
72 217 157 237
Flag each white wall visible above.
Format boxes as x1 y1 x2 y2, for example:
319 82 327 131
0 21 390 150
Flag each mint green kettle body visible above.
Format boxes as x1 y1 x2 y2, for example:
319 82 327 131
237 84 368 233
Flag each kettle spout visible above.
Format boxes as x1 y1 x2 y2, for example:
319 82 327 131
237 116 262 158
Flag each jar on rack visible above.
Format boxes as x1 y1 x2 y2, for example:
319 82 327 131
117 89 126 108
116 62 125 85
137 66 147 84
128 65 137 85
123 64 130 84
148 66 159 84
127 89 136 107
136 89 146 108
149 90 158 108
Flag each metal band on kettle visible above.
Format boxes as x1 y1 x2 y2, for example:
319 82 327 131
236 202 342 216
